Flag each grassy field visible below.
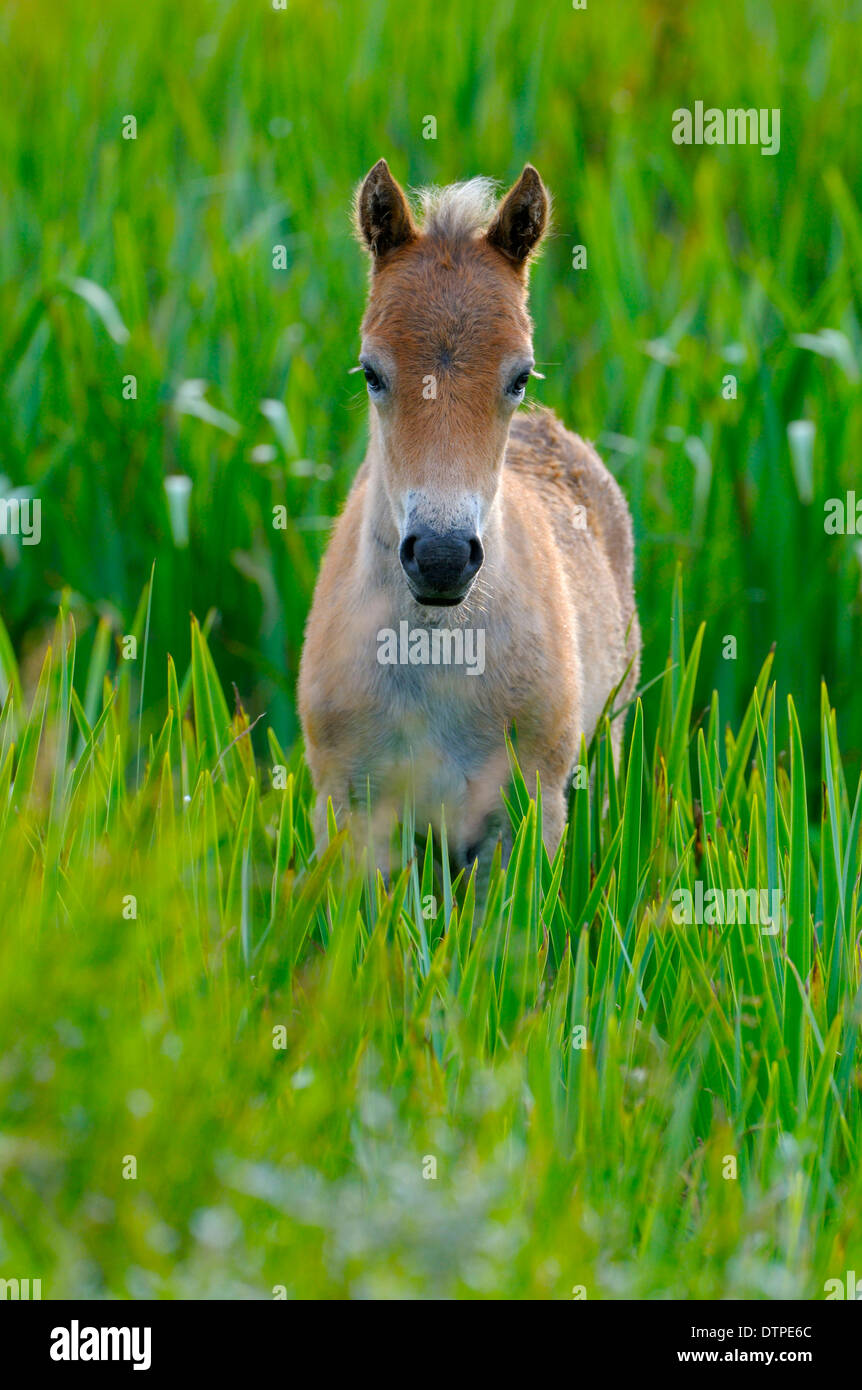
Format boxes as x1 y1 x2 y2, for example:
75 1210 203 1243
1 0 862 1298
0 581 860 1297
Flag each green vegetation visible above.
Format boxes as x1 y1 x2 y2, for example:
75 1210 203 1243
0 578 860 1296
1 0 861 1298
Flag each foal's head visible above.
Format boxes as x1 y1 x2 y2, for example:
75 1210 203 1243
355 160 549 607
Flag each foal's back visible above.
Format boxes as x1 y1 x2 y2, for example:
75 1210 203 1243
504 408 641 752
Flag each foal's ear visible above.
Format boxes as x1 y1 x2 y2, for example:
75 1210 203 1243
355 159 417 261
486 165 549 269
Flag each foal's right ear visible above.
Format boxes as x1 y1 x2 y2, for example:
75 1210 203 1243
486 164 549 269
355 159 417 262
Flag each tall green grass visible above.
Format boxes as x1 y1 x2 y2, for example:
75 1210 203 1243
0 575 859 1297
1 0 860 765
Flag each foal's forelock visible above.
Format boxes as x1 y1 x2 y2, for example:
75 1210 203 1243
416 178 501 241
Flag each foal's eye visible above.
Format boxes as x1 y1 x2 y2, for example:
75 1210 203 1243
363 364 385 394
508 369 531 398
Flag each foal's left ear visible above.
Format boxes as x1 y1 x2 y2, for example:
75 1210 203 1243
355 159 418 261
486 165 549 269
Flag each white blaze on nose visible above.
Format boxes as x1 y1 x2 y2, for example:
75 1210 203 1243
400 488 483 539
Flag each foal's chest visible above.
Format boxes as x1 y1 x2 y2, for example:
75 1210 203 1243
368 623 500 812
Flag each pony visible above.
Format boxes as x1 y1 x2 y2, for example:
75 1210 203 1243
299 160 640 869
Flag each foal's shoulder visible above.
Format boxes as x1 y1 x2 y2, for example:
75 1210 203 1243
505 407 635 581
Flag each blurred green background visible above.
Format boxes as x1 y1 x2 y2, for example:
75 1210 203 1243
1 0 862 772
1 0 861 755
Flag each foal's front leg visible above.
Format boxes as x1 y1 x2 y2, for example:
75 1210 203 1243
456 745 569 868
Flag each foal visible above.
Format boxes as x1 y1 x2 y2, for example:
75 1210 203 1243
299 160 640 868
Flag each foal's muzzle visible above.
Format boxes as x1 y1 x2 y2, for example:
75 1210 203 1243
399 523 484 605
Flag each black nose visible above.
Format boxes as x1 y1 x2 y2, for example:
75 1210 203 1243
399 524 484 604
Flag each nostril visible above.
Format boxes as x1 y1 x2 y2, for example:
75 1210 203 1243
467 536 484 575
399 534 418 573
